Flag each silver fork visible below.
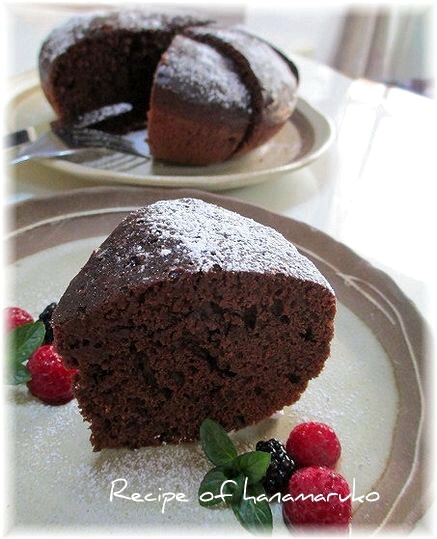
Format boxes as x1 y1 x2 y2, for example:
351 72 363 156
7 103 150 165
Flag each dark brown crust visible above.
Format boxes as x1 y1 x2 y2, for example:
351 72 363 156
53 198 336 450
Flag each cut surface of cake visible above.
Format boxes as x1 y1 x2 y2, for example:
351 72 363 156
53 198 336 450
38 11 210 130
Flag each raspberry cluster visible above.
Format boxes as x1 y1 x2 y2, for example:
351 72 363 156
256 421 351 530
5 304 77 405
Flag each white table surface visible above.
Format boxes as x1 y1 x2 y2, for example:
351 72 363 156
6 8 435 534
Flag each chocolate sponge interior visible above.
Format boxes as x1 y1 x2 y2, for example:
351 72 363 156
58 270 335 450
49 30 172 131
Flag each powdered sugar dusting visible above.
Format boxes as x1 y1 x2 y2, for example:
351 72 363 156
187 26 298 122
156 35 251 112
131 198 331 284
53 198 333 323
38 10 209 80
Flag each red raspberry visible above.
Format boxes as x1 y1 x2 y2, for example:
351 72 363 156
26 345 78 405
286 422 341 468
283 466 351 529
5 307 34 331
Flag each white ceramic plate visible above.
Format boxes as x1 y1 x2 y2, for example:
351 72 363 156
7 71 334 191
6 188 428 533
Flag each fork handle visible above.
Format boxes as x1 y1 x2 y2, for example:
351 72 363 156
4 127 37 149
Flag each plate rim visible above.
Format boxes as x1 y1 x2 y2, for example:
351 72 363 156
7 72 335 190
7 186 431 532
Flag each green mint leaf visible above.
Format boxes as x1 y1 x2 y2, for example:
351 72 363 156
223 473 245 506
11 321 45 364
198 468 245 507
200 418 238 467
231 482 273 534
8 321 45 385
233 451 271 485
13 363 32 384
198 467 228 507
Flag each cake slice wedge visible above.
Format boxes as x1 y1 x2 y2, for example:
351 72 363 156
53 198 336 450
147 35 251 165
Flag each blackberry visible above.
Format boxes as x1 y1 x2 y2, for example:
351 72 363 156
38 302 57 344
256 438 296 496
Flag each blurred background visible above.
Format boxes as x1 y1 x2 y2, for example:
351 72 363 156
5 2 434 97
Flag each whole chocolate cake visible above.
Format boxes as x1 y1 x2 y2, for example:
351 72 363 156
38 10 299 165
53 198 336 450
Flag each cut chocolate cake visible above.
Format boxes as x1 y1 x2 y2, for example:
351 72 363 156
53 199 336 450
39 10 299 164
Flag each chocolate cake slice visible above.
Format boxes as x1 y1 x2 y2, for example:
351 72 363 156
53 199 336 450
147 34 252 165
